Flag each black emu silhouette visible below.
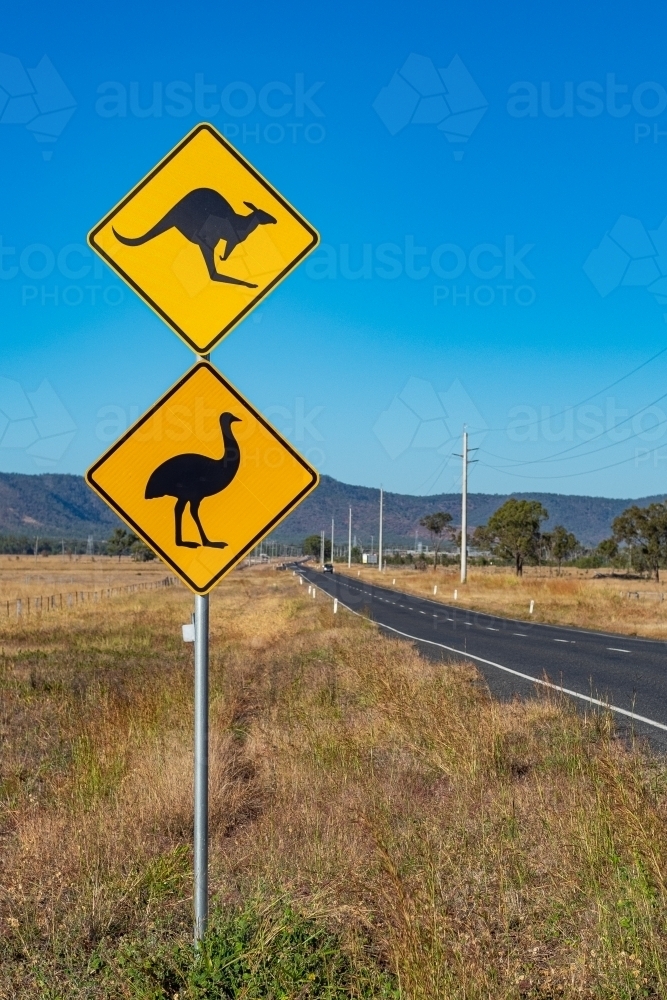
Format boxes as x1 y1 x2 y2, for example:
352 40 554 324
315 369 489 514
145 412 241 548
113 188 277 288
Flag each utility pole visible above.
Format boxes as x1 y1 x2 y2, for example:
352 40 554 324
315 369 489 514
320 529 325 568
461 430 467 583
454 429 478 584
348 507 352 568
331 517 334 565
378 485 383 572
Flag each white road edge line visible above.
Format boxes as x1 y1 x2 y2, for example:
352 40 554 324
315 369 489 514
607 647 631 653
307 578 667 735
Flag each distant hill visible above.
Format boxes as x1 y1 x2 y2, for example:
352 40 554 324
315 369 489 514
272 477 667 548
0 471 664 548
0 473 121 540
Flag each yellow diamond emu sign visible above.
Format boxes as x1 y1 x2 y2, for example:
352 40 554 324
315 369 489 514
86 363 318 594
89 123 319 354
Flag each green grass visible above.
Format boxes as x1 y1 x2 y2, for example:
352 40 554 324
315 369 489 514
89 898 398 1000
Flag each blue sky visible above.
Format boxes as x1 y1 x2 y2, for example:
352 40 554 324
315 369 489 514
2 1 667 498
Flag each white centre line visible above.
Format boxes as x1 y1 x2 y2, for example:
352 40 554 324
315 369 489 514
513 632 527 637
607 647 631 653
554 639 572 643
486 627 499 631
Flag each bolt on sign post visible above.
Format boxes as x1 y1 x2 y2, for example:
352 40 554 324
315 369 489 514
86 123 319 943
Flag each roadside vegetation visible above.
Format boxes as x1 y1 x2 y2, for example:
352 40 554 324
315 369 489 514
363 497 667 580
0 552 167 608
0 529 154 559
329 496 667 638
3 566 667 997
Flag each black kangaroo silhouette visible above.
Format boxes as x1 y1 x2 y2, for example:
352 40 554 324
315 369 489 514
113 188 277 288
145 412 241 548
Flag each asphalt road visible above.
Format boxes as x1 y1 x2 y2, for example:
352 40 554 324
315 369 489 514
295 566 667 751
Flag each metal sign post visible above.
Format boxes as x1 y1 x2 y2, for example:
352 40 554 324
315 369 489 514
85 122 320 947
193 592 209 942
193 353 211 945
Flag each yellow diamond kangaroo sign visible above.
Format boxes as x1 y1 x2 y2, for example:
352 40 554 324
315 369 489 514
86 362 318 594
88 123 319 354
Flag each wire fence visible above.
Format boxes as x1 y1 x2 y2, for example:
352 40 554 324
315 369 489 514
624 590 666 601
3 576 178 619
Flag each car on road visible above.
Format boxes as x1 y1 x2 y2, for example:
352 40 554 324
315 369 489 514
323 563 334 573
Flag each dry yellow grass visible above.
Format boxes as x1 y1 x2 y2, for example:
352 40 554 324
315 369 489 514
0 552 168 605
348 563 667 639
2 563 667 997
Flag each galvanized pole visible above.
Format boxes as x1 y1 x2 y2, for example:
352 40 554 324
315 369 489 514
331 517 334 566
194 595 209 940
193 351 211 946
461 430 468 584
348 506 352 568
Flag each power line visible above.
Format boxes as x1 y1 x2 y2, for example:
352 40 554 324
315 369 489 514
482 411 667 470
414 375 667 493
419 454 463 494
481 388 667 468
463 343 667 435
412 345 667 492
478 447 661 481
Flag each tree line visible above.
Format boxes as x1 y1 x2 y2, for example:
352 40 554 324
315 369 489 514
419 498 667 579
0 528 154 560
301 497 667 579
